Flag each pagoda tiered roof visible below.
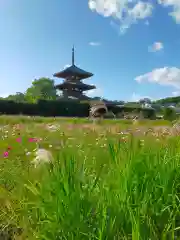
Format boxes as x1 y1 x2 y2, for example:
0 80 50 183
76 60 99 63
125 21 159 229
53 65 93 80
53 46 93 80
54 46 96 99
55 81 96 91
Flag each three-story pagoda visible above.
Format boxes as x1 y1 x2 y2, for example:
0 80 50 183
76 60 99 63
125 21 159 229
54 47 96 100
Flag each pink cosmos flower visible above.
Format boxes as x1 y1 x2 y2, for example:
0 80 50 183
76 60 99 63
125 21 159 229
29 138 38 142
3 151 9 158
16 138 21 143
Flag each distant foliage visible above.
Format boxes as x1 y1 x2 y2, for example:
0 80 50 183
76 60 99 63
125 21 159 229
163 107 176 121
155 96 180 105
139 98 151 104
124 102 141 108
4 92 26 103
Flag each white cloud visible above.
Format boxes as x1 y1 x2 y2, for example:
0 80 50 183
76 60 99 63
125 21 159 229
135 67 180 89
148 42 164 52
88 0 153 33
87 87 103 98
0 93 10 98
172 91 180 96
158 0 180 23
89 42 101 46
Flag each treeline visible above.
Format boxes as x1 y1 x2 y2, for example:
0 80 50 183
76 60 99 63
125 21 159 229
155 96 180 105
3 77 180 107
0 77 156 118
1 78 125 105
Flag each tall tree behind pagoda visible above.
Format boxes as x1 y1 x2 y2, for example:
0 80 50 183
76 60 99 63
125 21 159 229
25 78 57 103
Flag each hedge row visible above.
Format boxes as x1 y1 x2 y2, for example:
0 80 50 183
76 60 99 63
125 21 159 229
0 100 90 117
0 100 156 119
108 105 156 119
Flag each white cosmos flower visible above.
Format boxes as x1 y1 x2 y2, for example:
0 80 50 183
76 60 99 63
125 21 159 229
32 148 53 168
47 124 60 132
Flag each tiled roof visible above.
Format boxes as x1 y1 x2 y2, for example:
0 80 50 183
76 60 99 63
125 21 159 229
53 65 93 79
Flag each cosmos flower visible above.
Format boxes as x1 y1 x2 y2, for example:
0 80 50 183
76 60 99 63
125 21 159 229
16 138 21 143
3 151 9 158
29 137 41 143
32 148 53 168
29 138 38 142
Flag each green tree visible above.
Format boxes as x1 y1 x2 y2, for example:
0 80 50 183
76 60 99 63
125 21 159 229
155 96 180 105
25 78 57 103
163 107 176 121
5 92 26 102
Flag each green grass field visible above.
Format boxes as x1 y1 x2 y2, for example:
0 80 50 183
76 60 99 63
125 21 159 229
0 115 180 239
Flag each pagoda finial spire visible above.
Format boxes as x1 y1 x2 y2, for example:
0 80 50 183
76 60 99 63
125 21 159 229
72 45 75 66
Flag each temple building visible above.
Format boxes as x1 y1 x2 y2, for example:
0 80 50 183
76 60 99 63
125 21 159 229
53 47 96 100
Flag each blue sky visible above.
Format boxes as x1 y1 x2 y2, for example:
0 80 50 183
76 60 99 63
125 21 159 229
1 0 180 101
